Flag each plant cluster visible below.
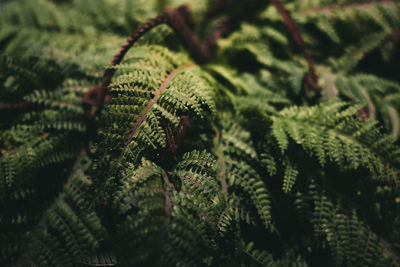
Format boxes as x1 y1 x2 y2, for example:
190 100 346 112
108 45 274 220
1 0 400 266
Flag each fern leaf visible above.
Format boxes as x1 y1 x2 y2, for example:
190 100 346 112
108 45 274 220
311 194 398 266
218 117 273 230
283 158 299 193
16 155 108 266
112 150 223 266
271 102 400 183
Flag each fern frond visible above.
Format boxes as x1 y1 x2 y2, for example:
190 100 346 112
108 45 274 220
236 72 291 116
1 78 88 188
112 150 223 266
311 194 398 266
332 31 388 72
77 253 117 267
283 158 299 193
89 45 216 195
242 241 274 266
217 117 273 230
1 154 106 267
294 1 400 70
271 101 400 183
319 70 400 138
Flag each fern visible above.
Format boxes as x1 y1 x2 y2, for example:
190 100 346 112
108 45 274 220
271 101 400 182
1 154 108 266
1 0 400 266
318 71 400 138
283 158 299 193
88 44 216 198
216 117 273 230
311 194 397 266
111 150 223 266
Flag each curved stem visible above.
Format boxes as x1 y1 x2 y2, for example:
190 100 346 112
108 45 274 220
269 0 322 92
83 5 226 120
83 14 167 119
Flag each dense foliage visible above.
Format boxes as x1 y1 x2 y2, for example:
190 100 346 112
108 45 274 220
1 0 400 266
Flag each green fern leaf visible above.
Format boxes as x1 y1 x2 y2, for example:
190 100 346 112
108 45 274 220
271 101 400 183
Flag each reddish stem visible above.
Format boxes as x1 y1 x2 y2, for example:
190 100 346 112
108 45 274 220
162 172 172 217
83 5 226 120
0 102 35 109
358 108 369 122
176 116 189 146
269 0 322 92
386 29 400 42
124 65 193 148
83 14 167 119
165 6 217 64
163 119 178 153
162 116 189 154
